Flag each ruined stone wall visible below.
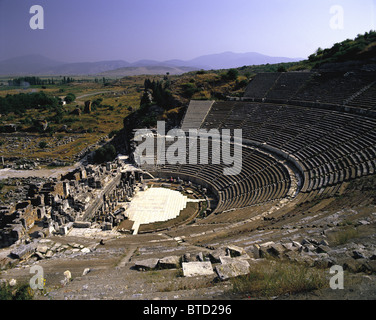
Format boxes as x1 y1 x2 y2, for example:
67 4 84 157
81 172 122 221
51 182 65 198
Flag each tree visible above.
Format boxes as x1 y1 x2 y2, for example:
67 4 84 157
93 144 117 163
140 91 152 107
226 69 239 81
92 98 103 109
0 91 59 115
64 93 76 104
51 106 64 124
316 47 323 55
144 79 152 90
244 71 251 79
182 83 198 97
38 141 47 149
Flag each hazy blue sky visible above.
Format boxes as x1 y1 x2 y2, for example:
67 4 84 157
0 0 375 62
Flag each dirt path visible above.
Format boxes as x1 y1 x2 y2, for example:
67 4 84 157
116 245 137 267
76 91 113 100
0 161 83 180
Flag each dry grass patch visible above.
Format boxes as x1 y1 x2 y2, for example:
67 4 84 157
159 277 214 293
231 260 327 298
330 226 359 246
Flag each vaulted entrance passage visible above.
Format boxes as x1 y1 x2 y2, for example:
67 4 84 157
123 187 201 234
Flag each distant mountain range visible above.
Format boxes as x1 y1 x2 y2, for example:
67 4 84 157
97 66 199 77
0 52 302 76
163 51 302 70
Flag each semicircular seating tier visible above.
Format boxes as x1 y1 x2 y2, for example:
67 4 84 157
136 70 376 214
201 101 376 201
146 143 292 214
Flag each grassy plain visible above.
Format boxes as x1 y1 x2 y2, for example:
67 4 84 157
0 77 149 163
0 70 250 164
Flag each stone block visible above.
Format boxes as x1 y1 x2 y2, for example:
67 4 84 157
182 253 196 263
73 221 92 228
316 245 330 254
45 250 54 258
226 245 246 257
82 268 91 276
81 248 91 254
196 252 204 262
182 261 214 277
247 244 261 259
158 256 180 269
36 252 45 260
134 258 160 271
10 243 35 260
267 243 286 257
215 259 250 281
208 248 227 263
219 255 251 265
59 222 74 235
36 245 49 254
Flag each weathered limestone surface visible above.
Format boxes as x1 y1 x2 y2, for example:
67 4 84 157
182 261 214 277
215 259 250 281
134 258 160 270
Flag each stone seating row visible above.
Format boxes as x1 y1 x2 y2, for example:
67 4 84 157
199 101 376 200
152 144 291 212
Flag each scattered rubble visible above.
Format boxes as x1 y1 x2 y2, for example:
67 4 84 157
10 243 36 260
130 233 376 286
1 158 144 248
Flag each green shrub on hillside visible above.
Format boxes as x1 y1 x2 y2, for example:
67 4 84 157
93 144 117 163
0 91 59 115
307 30 376 67
0 283 34 300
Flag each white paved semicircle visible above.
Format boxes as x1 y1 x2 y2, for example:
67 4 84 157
125 188 189 234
